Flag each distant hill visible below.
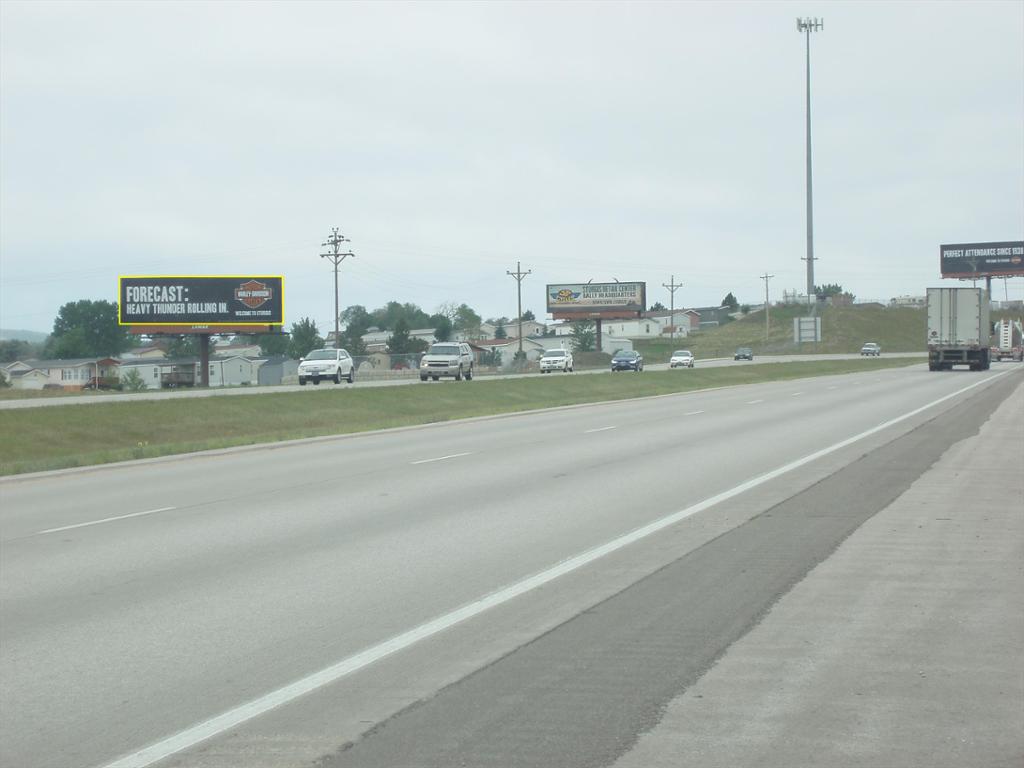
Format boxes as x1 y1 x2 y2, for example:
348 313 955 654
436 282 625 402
635 303 927 361
0 328 49 343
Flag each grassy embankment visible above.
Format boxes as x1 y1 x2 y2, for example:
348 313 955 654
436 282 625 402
1 357 918 476
635 303 928 363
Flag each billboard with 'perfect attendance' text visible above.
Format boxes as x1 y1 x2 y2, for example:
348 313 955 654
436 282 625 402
940 241 1024 278
119 276 284 326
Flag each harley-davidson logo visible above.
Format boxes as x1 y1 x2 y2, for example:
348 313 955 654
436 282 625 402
235 280 272 309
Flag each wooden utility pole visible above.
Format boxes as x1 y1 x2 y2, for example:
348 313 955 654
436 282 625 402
320 228 354 348
662 275 683 339
506 261 531 356
760 272 774 342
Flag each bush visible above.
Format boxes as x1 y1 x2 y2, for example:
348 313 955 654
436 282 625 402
121 368 149 392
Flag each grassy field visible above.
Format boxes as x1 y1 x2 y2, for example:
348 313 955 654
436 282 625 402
1 357 919 476
635 304 928 363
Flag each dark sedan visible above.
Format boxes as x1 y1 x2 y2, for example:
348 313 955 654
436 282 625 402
734 347 754 361
611 350 644 372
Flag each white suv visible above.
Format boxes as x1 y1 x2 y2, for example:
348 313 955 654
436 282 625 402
298 348 355 385
539 348 574 373
420 342 474 381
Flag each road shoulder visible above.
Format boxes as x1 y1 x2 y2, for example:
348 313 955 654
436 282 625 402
613 381 1024 768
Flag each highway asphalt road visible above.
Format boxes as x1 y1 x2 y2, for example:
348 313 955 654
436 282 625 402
0 352 927 409
1 363 1020 767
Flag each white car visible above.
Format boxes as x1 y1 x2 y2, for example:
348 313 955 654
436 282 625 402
298 348 355 385
539 348 574 373
419 342 474 381
669 350 695 368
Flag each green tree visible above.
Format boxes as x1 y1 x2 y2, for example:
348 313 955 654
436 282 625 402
120 368 149 392
521 309 535 321
257 332 290 357
165 335 199 358
45 300 130 358
288 317 323 359
570 320 596 352
722 292 739 310
814 283 845 299
433 315 453 342
370 301 431 331
454 304 482 338
338 305 371 355
0 339 32 363
494 324 508 339
650 301 667 312
387 317 428 353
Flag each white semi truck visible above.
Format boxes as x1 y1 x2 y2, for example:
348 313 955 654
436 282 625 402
926 287 991 371
991 317 1023 362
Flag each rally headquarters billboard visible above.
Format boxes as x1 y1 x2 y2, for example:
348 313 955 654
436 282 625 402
119 276 284 326
940 241 1024 278
546 282 646 315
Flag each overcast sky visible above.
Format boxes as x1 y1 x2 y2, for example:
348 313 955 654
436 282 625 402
2 0 1022 335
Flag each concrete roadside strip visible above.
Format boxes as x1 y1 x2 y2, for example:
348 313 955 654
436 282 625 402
612 380 1024 768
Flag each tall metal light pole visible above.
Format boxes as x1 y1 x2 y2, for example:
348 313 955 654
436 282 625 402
760 272 775 341
797 17 823 304
663 275 683 340
506 261 531 356
320 227 354 349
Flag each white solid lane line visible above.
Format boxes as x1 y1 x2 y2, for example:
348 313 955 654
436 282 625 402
410 452 474 465
36 507 177 535
99 369 1010 768
584 426 617 434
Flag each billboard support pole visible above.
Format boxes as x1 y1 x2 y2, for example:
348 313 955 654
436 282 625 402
199 335 210 387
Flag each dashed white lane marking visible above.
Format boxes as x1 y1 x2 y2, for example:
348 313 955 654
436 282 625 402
827 386 839 390
410 452 473 465
791 392 803 397
684 410 705 416
747 399 764 404
36 507 177 535
584 426 617 434
99 370 1009 768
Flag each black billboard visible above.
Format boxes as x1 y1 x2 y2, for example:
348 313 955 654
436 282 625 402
119 276 284 326
940 241 1024 278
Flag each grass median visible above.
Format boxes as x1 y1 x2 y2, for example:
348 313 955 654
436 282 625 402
1 357 918 476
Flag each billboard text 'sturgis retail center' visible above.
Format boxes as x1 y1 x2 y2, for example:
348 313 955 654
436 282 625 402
546 282 646 318
940 241 1024 279
119 276 284 327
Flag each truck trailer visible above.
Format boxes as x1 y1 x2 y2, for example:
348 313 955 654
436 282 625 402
991 317 1024 362
926 287 990 371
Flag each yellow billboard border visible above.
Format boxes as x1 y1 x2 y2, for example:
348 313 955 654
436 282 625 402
118 275 285 327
